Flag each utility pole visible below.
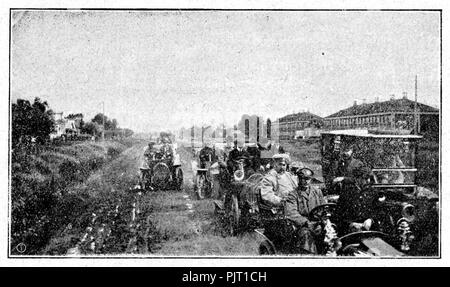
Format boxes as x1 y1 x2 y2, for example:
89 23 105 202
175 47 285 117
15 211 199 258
102 101 105 141
414 75 418 135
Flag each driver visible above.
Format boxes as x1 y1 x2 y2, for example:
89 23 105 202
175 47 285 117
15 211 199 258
336 166 378 233
141 141 157 188
199 141 216 168
227 139 250 174
284 167 326 254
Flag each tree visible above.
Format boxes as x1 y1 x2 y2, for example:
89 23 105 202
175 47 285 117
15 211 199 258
81 121 100 136
92 113 107 127
12 97 55 147
91 113 118 130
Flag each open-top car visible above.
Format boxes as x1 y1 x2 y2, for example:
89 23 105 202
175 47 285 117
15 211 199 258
141 142 183 191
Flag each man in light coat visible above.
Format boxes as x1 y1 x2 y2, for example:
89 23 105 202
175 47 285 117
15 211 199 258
260 153 298 213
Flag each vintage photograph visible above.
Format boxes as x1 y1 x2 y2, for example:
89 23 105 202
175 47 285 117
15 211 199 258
9 9 440 258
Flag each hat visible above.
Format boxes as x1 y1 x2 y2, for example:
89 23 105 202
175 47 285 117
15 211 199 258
290 161 305 170
297 167 315 179
272 153 289 163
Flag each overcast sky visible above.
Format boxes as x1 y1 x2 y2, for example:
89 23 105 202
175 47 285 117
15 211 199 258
11 10 440 133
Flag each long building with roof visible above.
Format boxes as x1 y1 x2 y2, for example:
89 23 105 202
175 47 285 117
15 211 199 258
278 111 323 140
323 95 439 137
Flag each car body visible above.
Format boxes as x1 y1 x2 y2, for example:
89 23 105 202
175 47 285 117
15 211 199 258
320 129 437 254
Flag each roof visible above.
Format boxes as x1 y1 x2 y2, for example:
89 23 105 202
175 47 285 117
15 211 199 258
326 98 439 118
321 129 422 139
279 111 323 122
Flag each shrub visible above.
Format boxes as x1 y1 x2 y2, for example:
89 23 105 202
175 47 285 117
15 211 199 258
10 140 130 254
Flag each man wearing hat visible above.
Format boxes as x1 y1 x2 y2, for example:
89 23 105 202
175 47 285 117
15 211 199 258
335 147 366 180
284 167 326 254
259 153 298 244
227 139 250 174
260 153 298 210
141 141 157 189
336 166 379 233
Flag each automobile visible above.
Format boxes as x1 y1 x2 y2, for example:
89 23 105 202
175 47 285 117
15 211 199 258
320 129 438 255
257 203 341 256
213 156 265 235
141 142 183 191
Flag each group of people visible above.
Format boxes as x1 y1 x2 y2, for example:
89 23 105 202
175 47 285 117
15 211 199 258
259 147 379 255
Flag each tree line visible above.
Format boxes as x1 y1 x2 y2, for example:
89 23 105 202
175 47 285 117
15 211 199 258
12 97 133 148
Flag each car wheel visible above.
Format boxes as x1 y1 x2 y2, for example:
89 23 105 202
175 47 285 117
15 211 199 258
259 240 275 255
174 167 183 191
196 174 206 200
228 194 240 236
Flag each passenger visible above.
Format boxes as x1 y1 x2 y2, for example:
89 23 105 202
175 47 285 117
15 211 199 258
160 137 173 159
260 153 298 212
284 168 326 254
336 147 365 179
336 166 379 234
259 153 298 244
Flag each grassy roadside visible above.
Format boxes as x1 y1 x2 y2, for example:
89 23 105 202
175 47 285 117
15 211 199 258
10 139 139 255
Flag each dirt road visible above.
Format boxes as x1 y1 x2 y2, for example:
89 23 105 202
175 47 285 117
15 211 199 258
60 140 262 256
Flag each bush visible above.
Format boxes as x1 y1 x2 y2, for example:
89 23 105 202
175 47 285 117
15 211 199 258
10 140 129 254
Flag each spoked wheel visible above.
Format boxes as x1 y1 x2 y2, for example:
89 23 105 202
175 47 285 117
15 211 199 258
228 194 241 236
196 173 207 199
173 167 183 191
259 240 276 255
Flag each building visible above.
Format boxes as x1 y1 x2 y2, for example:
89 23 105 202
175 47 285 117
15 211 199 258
50 112 84 139
278 111 323 140
323 95 439 137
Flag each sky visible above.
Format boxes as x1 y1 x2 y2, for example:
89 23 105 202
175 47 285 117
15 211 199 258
10 10 441 133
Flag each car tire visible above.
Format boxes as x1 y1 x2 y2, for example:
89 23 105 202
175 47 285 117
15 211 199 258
228 194 241 236
259 240 276 255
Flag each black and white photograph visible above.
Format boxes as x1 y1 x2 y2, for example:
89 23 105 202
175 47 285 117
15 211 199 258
3 1 447 265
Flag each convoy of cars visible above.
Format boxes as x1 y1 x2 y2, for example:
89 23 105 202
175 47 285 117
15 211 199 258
143 129 438 256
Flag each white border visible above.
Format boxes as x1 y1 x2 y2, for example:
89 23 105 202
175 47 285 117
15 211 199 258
1 0 448 267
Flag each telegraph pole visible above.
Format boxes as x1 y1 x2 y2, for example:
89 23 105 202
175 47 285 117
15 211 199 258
414 75 418 135
102 101 105 141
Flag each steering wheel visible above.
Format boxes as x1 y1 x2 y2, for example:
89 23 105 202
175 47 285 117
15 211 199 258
308 203 337 221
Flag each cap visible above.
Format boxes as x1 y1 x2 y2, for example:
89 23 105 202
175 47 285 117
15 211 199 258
272 153 290 163
290 161 305 170
297 167 315 178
